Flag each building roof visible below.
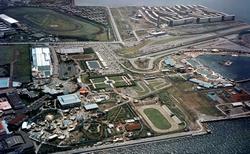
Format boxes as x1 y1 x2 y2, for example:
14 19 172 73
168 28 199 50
0 122 6 136
4 135 24 147
0 97 12 111
32 47 52 78
84 103 99 110
58 47 84 54
232 102 243 107
0 14 18 24
189 78 213 88
32 48 51 67
57 94 81 106
0 78 9 89
125 123 141 131
164 57 176 67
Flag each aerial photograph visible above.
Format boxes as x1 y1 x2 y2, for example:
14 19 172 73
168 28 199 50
0 0 249 153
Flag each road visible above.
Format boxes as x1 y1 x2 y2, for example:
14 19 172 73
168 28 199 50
107 7 124 45
135 24 250 58
125 25 250 73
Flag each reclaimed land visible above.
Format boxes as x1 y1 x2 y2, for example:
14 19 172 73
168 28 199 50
4 7 108 41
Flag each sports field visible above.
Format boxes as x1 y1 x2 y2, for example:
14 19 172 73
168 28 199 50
144 108 171 130
4 7 108 41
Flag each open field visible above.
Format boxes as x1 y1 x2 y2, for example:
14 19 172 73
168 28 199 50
167 76 223 117
4 7 108 41
144 108 171 130
0 45 31 83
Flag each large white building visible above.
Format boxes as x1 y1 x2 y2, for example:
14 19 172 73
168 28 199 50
32 47 53 78
0 14 19 25
57 94 81 109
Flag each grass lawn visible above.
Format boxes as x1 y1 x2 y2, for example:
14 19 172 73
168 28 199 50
144 108 171 130
94 83 109 89
0 45 31 83
4 7 108 41
113 81 128 87
108 76 123 81
91 77 106 83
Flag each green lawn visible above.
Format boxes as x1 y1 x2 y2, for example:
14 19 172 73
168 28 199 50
91 77 106 83
144 108 171 130
113 81 128 87
4 7 108 41
0 45 31 83
108 76 123 81
94 83 109 89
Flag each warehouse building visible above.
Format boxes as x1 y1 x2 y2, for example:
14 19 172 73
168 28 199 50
0 14 19 26
84 103 99 111
57 94 81 109
57 47 84 54
0 78 9 89
32 47 53 78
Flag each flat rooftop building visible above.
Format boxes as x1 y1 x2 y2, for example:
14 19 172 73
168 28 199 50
57 94 81 109
0 14 18 25
57 47 84 54
0 78 9 89
0 97 12 111
84 103 99 111
0 131 34 153
32 47 53 78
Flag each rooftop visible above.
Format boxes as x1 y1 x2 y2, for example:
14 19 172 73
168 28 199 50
58 47 84 54
32 47 51 67
32 47 52 78
164 57 176 67
0 97 12 111
0 14 18 24
57 94 81 106
84 103 99 110
0 78 9 89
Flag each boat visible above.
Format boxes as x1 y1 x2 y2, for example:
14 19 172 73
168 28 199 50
224 60 233 66
219 60 233 66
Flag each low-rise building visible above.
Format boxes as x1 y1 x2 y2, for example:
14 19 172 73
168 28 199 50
0 131 34 153
84 103 99 111
0 77 10 89
0 14 19 26
57 94 81 109
32 47 53 78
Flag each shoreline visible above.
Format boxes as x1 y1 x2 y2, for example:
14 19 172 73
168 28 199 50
54 115 250 154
